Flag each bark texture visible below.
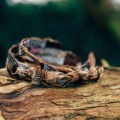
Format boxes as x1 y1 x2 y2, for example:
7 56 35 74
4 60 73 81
0 68 120 120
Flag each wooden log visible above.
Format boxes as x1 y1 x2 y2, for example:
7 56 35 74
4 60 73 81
0 68 120 120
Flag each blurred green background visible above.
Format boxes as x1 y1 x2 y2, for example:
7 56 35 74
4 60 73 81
0 0 120 67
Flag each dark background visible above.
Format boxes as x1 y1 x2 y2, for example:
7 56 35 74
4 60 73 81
0 0 120 68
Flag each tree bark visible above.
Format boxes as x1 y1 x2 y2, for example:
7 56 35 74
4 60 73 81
0 68 120 120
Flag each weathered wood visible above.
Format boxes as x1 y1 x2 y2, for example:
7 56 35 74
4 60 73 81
0 68 120 120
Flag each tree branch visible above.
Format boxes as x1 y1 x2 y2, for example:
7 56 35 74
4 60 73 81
0 68 120 120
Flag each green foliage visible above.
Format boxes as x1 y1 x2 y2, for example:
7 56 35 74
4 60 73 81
0 0 120 67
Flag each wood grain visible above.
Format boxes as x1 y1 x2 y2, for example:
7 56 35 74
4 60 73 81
0 68 120 120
